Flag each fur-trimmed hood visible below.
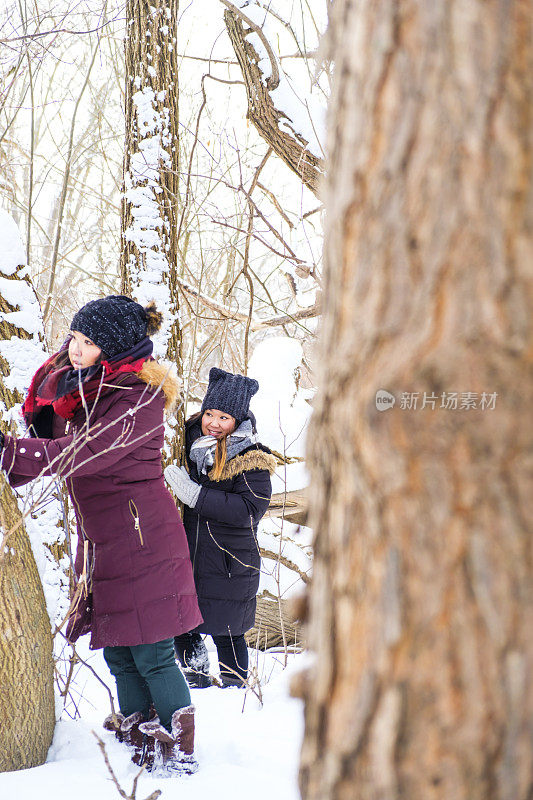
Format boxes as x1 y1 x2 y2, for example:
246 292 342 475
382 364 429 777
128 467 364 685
208 446 277 482
138 360 182 413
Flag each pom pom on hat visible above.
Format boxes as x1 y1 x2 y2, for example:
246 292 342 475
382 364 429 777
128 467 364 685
201 367 259 422
145 300 163 336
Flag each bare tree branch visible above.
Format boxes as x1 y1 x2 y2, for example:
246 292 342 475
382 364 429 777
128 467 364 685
175 275 320 331
252 301 320 330
42 8 106 321
0 15 122 44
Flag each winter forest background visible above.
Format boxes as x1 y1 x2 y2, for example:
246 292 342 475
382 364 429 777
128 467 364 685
2 2 532 800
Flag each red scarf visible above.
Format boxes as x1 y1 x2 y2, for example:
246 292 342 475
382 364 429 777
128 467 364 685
23 343 151 428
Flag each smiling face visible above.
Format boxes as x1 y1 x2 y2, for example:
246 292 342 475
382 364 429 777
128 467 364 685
201 409 236 438
68 330 102 369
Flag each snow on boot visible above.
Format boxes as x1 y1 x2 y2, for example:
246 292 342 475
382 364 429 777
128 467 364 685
103 712 125 741
103 711 156 768
180 636 211 689
121 711 156 768
138 705 198 777
183 668 212 689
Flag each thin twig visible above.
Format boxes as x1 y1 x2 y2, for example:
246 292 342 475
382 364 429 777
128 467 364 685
43 5 107 321
57 632 117 714
93 732 160 800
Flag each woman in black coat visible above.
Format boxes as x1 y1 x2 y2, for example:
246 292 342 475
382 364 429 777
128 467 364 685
164 367 276 687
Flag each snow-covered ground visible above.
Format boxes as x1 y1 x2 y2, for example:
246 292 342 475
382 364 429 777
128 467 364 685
0 640 305 800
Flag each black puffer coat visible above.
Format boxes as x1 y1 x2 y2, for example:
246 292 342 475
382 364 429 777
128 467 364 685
183 416 276 636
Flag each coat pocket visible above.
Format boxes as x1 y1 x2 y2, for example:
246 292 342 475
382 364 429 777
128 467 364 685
128 499 145 547
223 550 233 578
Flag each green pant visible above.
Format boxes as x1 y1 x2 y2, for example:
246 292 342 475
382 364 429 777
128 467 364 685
103 638 191 732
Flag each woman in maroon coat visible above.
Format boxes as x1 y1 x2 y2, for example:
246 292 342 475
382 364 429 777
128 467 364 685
0 295 202 776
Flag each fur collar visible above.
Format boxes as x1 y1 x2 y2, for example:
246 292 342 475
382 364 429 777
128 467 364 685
208 447 277 482
138 360 182 412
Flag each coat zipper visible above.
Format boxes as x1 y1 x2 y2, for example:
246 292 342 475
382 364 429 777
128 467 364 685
128 499 144 546
193 517 199 567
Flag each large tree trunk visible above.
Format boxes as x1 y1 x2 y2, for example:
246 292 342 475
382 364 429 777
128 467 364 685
0 230 56 771
0 475 55 771
299 3 533 800
121 0 184 464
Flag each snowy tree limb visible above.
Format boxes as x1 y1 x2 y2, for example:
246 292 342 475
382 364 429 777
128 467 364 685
223 5 324 196
221 0 280 89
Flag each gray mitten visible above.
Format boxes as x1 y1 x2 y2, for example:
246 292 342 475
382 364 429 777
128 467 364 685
164 465 201 508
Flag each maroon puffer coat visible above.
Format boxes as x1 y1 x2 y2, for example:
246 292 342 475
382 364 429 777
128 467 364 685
0 361 202 649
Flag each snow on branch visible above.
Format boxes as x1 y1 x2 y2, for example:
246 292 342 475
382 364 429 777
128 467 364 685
221 0 280 89
222 0 325 196
122 1 180 359
123 82 173 355
0 209 66 627
0 209 47 403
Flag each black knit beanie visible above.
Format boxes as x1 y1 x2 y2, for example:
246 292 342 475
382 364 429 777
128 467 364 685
70 295 149 358
201 367 259 422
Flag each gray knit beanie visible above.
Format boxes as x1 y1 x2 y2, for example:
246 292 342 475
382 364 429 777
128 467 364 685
201 367 259 422
70 295 159 358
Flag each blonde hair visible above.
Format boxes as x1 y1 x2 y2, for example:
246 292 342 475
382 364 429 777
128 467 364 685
211 434 228 481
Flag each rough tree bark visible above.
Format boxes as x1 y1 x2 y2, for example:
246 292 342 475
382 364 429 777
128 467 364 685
121 0 184 464
0 261 55 771
224 3 324 197
299 2 533 800
0 269 36 412
0 475 55 772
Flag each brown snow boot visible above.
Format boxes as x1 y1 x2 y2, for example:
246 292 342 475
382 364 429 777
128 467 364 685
122 711 156 768
138 704 198 777
103 710 156 768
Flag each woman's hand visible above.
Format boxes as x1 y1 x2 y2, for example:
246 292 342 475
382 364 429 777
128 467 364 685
164 465 201 508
